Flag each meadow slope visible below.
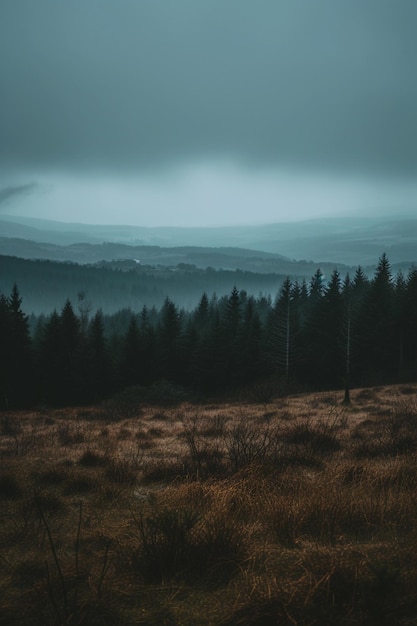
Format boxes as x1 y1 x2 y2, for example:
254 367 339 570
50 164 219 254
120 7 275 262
1 384 417 625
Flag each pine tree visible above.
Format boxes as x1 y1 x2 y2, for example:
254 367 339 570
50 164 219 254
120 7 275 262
120 315 141 387
87 310 112 401
5 285 34 407
402 267 417 379
300 269 344 387
0 294 12 408
394 270 408 378
138 305 156 385
193 292 210 330
356 253 397 383
222 287 242 386
238 296 263 384
40 310 64 405
266 278 300 380
157 297 182 382
60 299 86 403
39 300 85 405
224 286 241 338
341 274 353 403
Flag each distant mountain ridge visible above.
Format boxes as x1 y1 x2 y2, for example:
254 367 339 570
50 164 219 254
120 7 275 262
1 213 417 268
0 236 341 276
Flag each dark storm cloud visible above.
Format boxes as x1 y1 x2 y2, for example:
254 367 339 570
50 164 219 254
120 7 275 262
1 0 416 177
0 182 37 205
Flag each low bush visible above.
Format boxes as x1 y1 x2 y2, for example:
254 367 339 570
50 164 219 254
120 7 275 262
131 504 246 585
79 449 107 467
283 416 341 456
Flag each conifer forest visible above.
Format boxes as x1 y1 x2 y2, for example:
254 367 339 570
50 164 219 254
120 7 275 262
2 253 417 410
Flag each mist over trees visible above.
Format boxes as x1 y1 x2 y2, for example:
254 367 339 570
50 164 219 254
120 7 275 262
0 255 290 315
1 254 417 409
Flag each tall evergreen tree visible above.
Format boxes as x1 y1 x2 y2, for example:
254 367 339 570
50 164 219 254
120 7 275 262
0 285 34 407
157 297 182 381
222 287 243 386
238 296 263 384
120 315 141 387
300 270 344 387
138 305 156 385
403 267 417 379
40 310 64 405
60 299 86 403
0 294 12 409
193 292 210 330
356 253 397 383
39 300 86 405
87 310 112 401
266 278 300 380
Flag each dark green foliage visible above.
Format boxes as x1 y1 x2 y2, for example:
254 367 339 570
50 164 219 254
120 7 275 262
0 253 289 315
0 285 34 408
355 253 398 384
3 255 417 409
86 310 113 402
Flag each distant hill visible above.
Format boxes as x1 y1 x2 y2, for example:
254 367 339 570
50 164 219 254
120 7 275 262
0 254 293 315
0 236 353 276
1 213 417 267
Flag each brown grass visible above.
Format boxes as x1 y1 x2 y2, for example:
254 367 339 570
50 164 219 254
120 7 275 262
1 384 417 624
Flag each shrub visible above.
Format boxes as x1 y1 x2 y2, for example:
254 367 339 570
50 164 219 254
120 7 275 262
283 417 341 456
225 420 281 472
131 505 246 585
132 507 200 583
182 414 226 478
79 449 107 467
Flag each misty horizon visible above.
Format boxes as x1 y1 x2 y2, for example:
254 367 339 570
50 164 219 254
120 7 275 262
1 1 416 230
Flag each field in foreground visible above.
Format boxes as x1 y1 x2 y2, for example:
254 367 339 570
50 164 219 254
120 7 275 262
1 384 417 625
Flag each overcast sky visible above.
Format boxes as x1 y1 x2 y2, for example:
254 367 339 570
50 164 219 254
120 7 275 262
1 0 416 227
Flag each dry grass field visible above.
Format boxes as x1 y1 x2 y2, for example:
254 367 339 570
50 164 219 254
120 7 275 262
1 383 417 625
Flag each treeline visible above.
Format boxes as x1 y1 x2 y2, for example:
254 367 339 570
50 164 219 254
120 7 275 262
0 254 287 314
1 254 417 409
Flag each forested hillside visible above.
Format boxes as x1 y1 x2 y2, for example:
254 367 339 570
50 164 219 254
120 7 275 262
1 254 417 409
0 255 287 314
